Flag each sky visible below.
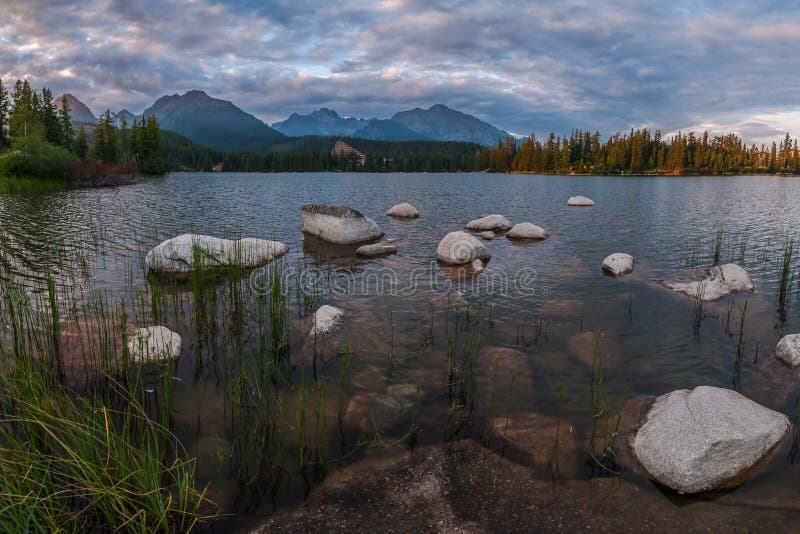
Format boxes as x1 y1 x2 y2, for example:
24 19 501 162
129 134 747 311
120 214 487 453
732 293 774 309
1 0 799 144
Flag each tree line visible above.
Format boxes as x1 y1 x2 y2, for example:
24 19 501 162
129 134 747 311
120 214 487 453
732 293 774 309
0 79 167 183
477 129 800 175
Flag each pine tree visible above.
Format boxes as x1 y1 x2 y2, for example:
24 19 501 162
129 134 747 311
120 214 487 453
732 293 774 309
39 87 62 145
90 110 118 163
57 95 74 151
74 126 88 159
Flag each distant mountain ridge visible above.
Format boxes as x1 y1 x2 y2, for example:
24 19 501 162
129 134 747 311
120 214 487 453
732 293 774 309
58 90 510 151
272 104 509 145
57 93 98 124
272 108 368 137
142 90 285 152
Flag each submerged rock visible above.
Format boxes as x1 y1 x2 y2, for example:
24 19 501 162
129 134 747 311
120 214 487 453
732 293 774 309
145 234 288 276
127 326 182 363
567 195 595 206
310 305 344 338
437 231 491 265
661 263 754 301
601 253 635 276
356 243 397 258
631 386 789 494
506 223 548 240
386 203 419 218
466 214 513 232
775 334 800 366
471 258 485 274
477 231 495 240
301 204 384 245
488 413 580 475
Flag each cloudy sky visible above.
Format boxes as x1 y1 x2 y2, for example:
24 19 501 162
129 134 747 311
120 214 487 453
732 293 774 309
1 0 799 143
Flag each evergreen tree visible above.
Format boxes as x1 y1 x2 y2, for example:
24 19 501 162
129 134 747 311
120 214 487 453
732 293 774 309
57 95 74 151
74 126 89 159
90 110 118 163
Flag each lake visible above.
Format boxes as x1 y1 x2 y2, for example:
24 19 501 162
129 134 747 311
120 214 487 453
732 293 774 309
1 172 799 530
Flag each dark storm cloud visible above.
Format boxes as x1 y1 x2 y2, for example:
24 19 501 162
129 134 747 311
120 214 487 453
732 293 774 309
1 0 798 142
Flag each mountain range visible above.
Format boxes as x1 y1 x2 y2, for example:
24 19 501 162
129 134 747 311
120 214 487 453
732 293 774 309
59 91 511 152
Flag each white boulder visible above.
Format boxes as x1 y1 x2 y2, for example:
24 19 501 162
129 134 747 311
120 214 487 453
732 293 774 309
506 223 548 240
145 234 288 275
632 386 789 494
310 305 344 338
386 203 419 218
301 204 384 245
775 334 800 366
602 253 635 276
477 231 495 240
567 196 595 206
356 243 397 257
472 258 485 274
466 214 513 232
436 231 491 265
128 326 182 363
662 263 754 301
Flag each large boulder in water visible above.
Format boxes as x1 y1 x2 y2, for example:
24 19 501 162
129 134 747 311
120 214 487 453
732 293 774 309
301 204 384 245
466 214 512 232
775 334 800 366
436 231 491 265
386 203 419 218
631 386 789 494
145 234 288 276
506 223 547 240
661 263 753 301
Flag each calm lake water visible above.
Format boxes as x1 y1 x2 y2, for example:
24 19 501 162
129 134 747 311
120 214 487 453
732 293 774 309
1 172 800 529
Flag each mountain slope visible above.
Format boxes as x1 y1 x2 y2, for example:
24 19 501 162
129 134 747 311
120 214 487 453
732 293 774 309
391 104 509 146
143 90 284 152
352 119 432 141
57 93 97 124
272 108 368 137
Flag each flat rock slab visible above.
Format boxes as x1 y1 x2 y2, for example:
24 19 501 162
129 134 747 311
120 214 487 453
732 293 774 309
506 223 547 240
310 305 344 338
466 214 513 232
602 253 635 275
567 195 595 206
127 326 182 363
437 231 491 265
632 385 789 494
145 234 288 276
775 334 800 366
661 263 754 301
356 243 397 257
302 204 384 245
386 203 419 218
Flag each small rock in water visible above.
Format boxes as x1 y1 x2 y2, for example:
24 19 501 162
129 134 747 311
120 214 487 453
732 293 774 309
506 223 548 240
356 243 397 258
385 202 420 218
601 253 635 276
310 305 344 338
775 334 800 366
301 204 384 245
472 258 485 274
566 195 595 206
466 214 513 232
437 231 491 265
477 231 495 240
127 326 182 363
661 263 754 301
632 385 789 494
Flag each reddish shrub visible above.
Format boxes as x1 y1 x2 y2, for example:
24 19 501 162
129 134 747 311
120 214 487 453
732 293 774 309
66 159 140 187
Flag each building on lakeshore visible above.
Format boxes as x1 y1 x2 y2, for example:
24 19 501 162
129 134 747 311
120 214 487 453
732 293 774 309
332 139 366 166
